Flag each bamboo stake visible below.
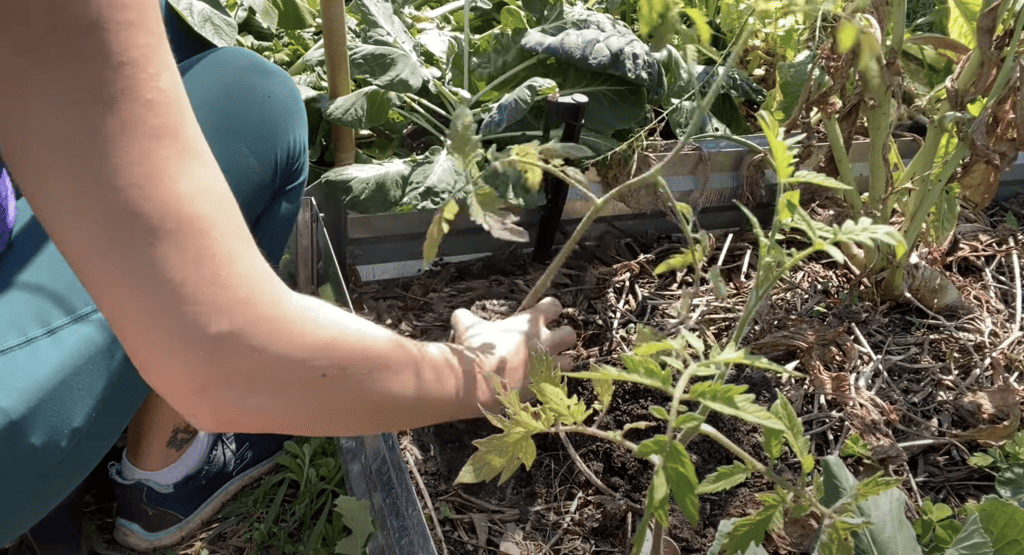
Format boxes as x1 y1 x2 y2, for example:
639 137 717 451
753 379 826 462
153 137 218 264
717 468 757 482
321 0 356 167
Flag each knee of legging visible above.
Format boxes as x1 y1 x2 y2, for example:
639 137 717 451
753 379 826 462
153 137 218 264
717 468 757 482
212 47 309 190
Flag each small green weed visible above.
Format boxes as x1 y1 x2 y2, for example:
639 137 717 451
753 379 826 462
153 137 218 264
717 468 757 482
218 437 373 555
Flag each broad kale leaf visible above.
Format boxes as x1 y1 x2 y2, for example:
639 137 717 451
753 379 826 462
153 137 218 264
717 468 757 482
479 77 558 136
548 66 648 133
313 149 471 214
522 5 666 100
349 0 430 93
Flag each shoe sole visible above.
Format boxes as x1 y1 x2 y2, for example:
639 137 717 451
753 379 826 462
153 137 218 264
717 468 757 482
113 452 281 553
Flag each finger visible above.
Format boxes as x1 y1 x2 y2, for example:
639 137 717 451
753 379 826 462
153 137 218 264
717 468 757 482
450 308 482 341
544 325 577 353
554 354 573 372
527 296 563 326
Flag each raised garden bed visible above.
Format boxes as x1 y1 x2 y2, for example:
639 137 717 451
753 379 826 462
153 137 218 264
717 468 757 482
340 181 1024 554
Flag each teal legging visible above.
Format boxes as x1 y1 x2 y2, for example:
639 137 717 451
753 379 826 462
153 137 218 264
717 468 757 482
0 4 308 543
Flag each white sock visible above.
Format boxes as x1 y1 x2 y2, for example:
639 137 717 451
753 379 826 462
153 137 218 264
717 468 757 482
120 432 215 486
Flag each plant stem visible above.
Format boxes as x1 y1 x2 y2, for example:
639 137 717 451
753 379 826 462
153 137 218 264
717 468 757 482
480 131 545 142
469 55 544 106
900 141 970 249
425 0 471 19
463 0 470 92
402 97 447 134
824 115 861 211
403 93 450 121
513 158 600 204
517 143 685 312
394 108 446 141
555 425 640 452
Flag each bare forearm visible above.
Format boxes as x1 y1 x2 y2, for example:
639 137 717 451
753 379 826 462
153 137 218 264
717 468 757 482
189 291 489 436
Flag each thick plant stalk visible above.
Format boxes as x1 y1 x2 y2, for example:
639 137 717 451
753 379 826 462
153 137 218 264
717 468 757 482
322 0 356 167
824 116 860 211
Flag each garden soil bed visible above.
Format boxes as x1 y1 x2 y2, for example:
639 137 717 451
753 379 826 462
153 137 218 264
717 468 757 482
351 194 1024 555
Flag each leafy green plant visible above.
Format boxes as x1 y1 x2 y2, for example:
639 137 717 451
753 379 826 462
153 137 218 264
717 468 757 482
915 499 963 554
453 95 910 554
217 437 374 555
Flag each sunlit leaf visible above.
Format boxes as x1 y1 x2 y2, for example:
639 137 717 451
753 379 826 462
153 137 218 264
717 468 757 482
687 382 786 431
696 462 753 495
664 441 700 526
423 198 459 264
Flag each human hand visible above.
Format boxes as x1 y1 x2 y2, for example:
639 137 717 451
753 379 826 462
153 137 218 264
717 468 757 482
449 297 576 406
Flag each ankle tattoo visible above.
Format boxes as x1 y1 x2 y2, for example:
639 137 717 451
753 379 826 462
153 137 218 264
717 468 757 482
166 423 199 452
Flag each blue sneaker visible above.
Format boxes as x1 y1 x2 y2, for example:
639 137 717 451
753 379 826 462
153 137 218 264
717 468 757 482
109 433 290 552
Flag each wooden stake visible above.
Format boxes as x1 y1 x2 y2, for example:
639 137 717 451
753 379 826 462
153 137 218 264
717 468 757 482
321 0 356 167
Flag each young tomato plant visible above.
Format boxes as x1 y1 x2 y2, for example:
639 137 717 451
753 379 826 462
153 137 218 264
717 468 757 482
454 105 911 554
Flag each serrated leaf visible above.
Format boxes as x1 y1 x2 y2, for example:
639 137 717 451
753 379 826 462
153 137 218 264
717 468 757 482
621 354 673 391
635 436 668 460
851 473 905 504
687 382 786 431
334 495 375 555
455 431 538 484
943 512 994 555
818 456 923 555
757 111 796 182
664 441 700 526
467 186 530 243
789 170 853 190
423 198 459 264
650 406 669 420
479 78 558 136
841 434 872 459
710 493 786 555
771 393 813 475
673 412 705 432
816 517 861 555
976 498 1024 555
323 86 393 129
762 428 784 461
635 341 675 357
591 373 615 412
530 348 591 425
696 462 753 495
680 8 711 45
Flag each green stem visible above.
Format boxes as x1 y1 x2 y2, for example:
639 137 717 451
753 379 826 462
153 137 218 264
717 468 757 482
469 55 544 106
403 93 450 121
555 425 640 452
824 115 861 211
900 141 970 249
517 143 687 312
865 86 892 219
402 97 447 133
463 0 470 92
424 0 470 19
479 130 545 142
394 108 446 141
513 158 600 204
889 0 907 61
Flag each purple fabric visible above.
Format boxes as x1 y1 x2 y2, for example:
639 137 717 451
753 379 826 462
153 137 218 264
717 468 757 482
0 167 13 254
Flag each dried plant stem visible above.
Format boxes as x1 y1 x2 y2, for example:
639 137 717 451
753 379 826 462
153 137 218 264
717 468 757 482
405 451 449 555
557 431 644 514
